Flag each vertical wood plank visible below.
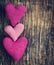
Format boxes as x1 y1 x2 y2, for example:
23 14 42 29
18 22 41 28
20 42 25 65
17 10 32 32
0 0 54 65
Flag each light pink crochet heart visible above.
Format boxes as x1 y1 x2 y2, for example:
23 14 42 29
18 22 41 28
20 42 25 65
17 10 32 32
4 23 24 41
5 3 27 26
3 37 28 61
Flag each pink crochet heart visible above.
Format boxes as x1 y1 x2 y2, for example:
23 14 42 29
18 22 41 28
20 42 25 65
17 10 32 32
4 23 24 41
3 37 28 61
5 3 27 26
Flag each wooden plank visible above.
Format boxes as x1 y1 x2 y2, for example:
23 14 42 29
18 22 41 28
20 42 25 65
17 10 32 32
0 0 54 65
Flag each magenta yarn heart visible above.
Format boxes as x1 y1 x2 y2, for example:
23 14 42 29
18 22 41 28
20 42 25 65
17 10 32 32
5 3 27 26
3 37 28 61
4 23 24 41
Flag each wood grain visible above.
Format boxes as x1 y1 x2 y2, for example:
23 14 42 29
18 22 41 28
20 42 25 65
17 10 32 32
0 0 54 65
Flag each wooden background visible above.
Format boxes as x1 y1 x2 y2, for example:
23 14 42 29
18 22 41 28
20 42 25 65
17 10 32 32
0 0 54 65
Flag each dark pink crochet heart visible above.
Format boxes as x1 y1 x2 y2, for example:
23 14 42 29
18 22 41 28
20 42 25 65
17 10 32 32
5 3 27 26
3 37 28 61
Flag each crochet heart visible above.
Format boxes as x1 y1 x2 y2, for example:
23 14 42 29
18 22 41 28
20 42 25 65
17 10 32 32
3 37 28 61
4 23 24 41
5 3 27 26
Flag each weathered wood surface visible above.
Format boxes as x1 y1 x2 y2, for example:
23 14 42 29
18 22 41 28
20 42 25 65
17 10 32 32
0 0 54 65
